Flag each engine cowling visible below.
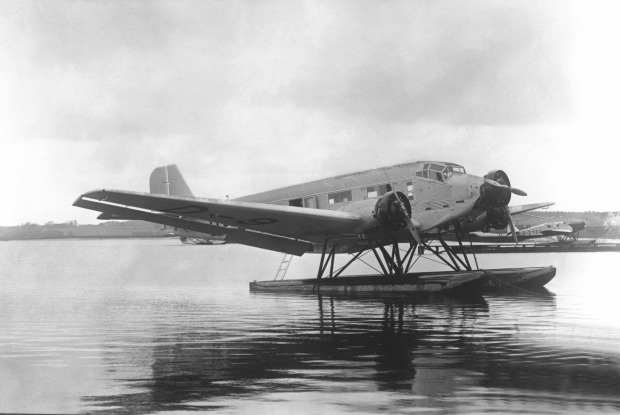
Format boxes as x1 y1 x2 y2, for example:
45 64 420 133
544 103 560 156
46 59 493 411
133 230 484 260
480 170 512 208
457 206 511 233
484 207 509 231
373 191 412 232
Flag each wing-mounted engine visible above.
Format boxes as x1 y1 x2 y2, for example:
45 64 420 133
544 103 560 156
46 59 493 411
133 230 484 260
374 191 412 232
339 191 412 235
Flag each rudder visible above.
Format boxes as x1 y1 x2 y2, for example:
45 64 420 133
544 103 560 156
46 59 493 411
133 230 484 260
149 164 194 197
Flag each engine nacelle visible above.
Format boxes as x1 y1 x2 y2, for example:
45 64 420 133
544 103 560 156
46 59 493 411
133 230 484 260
457 206 510 233
485 207 509 231
374 191 412 232
338 191 412 234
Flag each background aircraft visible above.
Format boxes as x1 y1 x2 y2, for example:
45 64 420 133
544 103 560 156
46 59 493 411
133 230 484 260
468 220 585 244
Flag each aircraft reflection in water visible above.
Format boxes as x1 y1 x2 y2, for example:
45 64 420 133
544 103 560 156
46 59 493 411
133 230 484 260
82 292 620 413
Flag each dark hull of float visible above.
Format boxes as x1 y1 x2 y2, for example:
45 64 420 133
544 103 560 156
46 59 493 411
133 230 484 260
251 270 485 295
463 243 620 253
249 266 556 295
483 266 556 290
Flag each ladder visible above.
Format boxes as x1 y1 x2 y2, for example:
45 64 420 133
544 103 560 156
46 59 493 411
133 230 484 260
274 254 294 281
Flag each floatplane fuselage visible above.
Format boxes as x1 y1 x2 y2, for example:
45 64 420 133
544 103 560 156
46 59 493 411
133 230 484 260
73 161 555 291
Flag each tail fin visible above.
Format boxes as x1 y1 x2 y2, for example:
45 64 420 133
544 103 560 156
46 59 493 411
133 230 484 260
149 164 194 197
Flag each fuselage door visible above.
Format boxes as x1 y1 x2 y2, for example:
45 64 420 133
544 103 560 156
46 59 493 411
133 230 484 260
304 196 318 209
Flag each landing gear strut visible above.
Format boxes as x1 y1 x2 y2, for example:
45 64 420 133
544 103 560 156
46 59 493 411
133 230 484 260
315 231 479 279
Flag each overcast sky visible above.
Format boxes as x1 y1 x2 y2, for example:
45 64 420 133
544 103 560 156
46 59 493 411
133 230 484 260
2 0 619 226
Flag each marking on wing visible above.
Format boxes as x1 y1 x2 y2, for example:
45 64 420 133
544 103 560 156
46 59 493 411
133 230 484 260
160 204 235 220
236 218 279 225
162 205 209 214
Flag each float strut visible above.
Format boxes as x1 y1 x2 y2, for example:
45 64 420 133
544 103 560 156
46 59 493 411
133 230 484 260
370 242 391 276
421 241 459 271
317 240 336 279
438 237 470 271
455 232 472 270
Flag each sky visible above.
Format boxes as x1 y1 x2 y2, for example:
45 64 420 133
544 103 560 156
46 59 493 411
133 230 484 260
1 0 619 226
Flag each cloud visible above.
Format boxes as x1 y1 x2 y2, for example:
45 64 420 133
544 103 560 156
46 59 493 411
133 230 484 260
282 1 575 126
1 1 248 142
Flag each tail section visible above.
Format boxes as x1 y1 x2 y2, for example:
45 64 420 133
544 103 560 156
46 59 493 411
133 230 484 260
97 164 194 220
149 164 194 197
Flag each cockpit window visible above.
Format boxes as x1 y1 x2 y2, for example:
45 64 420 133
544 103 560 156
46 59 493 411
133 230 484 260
416 162 452 182
416 162 466 181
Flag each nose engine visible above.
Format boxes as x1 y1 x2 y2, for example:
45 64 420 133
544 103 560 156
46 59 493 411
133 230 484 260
463 169 527 233
480 170 512 208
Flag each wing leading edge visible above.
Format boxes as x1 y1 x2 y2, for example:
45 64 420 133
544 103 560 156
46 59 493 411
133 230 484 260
73 189 364 255
508 202 554 216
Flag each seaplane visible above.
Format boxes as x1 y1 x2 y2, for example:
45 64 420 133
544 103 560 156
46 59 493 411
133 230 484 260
468 220 586 244
73 161 556 294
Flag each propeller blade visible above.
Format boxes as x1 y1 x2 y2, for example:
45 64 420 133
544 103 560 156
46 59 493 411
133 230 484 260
405 216 422 245
507 214 519 245
393 192 422 244
484 178 527 197
484 178 506 188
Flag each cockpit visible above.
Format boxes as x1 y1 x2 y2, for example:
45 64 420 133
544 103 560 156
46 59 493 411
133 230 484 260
415 162 466 182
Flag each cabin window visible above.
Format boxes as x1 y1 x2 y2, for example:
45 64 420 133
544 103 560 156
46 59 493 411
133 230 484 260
328 190 352 205
407 181 414 201
289 198 303 207
366 184 391 199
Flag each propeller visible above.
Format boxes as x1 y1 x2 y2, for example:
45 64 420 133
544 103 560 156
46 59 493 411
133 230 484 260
484 178 527 197
392 191 422 244
506 213 519 245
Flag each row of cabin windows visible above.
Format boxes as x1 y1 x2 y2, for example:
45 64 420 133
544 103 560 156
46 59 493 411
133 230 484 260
323 181 415 206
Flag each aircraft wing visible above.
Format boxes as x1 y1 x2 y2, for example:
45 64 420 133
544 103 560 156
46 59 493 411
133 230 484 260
540 224 575 237
541 229 573 236
508 202 554 216
73 190 364 255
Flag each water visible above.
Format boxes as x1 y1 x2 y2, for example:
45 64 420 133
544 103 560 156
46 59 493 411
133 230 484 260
1 239 619 414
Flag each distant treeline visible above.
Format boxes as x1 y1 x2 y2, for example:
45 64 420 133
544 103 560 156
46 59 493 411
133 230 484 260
2 211 619 241
0 221 169 241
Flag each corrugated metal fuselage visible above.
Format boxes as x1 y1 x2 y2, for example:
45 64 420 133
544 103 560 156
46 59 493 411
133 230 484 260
235 161 484 242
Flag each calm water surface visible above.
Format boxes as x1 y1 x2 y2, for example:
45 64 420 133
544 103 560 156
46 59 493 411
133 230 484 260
1 239 619 414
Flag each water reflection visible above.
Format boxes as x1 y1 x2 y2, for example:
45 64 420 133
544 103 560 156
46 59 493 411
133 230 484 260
79 289 620 413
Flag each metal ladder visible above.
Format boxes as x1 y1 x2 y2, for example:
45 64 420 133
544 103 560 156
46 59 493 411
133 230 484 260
273 254 294 281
